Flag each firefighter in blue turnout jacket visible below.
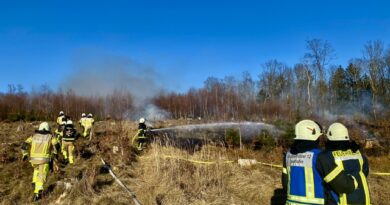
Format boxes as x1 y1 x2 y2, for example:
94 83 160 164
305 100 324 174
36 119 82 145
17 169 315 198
282 120 357 205
316 122 370 205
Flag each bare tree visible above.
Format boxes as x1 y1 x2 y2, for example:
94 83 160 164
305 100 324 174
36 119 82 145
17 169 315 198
304 39 335 110
362 40 386 118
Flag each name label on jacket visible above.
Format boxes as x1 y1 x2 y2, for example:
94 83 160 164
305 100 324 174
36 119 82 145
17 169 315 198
286 152 314 167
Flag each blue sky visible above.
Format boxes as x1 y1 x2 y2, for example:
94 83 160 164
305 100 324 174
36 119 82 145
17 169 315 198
1 0 389 93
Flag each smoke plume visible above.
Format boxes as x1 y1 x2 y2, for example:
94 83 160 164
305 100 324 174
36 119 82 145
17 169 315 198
61 52 164 106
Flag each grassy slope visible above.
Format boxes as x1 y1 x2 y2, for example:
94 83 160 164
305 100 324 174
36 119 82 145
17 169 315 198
0 121 390 205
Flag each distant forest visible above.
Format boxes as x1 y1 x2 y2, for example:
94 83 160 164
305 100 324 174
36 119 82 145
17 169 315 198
1 39 390 122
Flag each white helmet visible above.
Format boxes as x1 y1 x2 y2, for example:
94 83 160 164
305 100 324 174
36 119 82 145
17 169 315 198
88 113 93 117
294 119 322 141
66 120 73 125
139 118 145 123
38 122 50 131
82 113 86 117
59 111 64 115
327 122 349 141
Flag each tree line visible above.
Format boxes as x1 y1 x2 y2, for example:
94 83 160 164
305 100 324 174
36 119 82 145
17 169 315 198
1 39 389 122
153 39 390 121
0 84 133 121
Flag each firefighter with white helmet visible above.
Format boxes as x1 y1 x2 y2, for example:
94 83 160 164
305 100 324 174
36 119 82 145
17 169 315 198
61 120 79 164
317 122 371 204
21 122 60 201
80 113 94 138
56 111 66 125
132 117 148 151
282 120 357 205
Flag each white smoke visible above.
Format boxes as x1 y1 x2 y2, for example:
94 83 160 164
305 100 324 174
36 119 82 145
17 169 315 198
60 51 165 106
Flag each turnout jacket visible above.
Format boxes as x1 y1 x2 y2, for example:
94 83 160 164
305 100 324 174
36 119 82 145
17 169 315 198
62 125 79 142
22 130 60 164
283 140 357 205
317 141 370 205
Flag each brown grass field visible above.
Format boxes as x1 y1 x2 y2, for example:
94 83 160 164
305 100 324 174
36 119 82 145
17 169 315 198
1 121 390 205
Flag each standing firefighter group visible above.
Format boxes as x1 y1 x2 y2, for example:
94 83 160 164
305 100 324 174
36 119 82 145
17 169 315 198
283 119 371 205
21 111 94 201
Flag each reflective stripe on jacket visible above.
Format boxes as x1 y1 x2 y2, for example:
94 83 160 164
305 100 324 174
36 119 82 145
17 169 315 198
285 149 325 205
26 133 57 164
318 149 371 205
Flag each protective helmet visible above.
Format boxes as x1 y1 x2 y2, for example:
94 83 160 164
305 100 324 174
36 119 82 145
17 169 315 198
38 122 50 132
66 120 73 125
326 122 349 141
59 111 64 116
88 113 93 117
81 113 86 117
139 118 145 123
294 119 322 141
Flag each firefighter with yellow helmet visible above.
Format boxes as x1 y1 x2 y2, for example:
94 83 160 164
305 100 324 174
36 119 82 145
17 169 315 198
317 122 371 204
21 122 60 201
282 120 357 205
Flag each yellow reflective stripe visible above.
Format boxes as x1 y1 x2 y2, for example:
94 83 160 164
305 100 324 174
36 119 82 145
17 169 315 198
324 165 343 183
358 156 371 205
304 167 315 198
31 153 50 158
337 160 348 205
287 166 291 196
283 167 287 174
288 195 324 204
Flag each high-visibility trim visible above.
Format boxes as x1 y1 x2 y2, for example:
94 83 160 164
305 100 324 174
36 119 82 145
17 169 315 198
287 166 291 196
324 165 343 183
358 156 371 205
337 160 348 205
287 195 324 204
304 167 315 198
283 167 287 174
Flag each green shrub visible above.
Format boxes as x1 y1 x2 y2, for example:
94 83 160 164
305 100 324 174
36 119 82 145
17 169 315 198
225 128 240 148
252 129 276 150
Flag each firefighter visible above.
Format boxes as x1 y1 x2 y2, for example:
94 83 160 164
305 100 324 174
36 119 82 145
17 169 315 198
316 122 370 205
78 113 87 136
62 120 79 164
282 120 357 205
21 122 60 201
56 111 66 125
55 121 66 142
132 118 148 151
81 113 94 138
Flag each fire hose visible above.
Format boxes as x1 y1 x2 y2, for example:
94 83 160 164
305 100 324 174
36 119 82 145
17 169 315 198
100 158 142 205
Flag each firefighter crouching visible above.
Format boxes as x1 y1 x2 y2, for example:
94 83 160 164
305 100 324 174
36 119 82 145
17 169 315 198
132 118 148 151
21 122 60 201
62 120 79 164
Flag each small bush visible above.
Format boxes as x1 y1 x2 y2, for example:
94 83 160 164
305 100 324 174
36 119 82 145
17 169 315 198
252 129 276 150
225 128 240 148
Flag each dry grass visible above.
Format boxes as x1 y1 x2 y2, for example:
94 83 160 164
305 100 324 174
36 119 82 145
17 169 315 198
1 121 390 204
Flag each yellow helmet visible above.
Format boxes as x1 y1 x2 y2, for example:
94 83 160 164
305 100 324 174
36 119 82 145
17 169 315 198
294 119 322 141
38 122 50 132
326 122 349 141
